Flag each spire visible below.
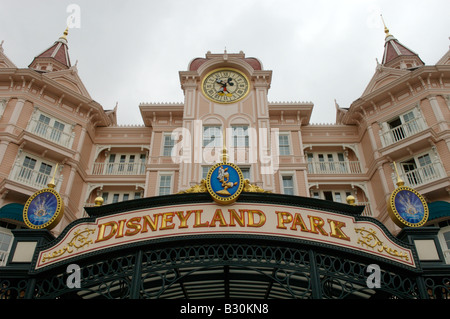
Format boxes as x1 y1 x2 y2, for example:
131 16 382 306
379 16 424 69
29 27 71 72
380 14 392 39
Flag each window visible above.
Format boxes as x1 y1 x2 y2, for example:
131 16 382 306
385 109 423 144
163 134 175 156
16 154 53 188
203 126 222 147
112 194 120 203
281 175 294 195
279 134 291 155
310 190 354 203
240 167 251 180
30 111 70 146
159 175 172 195
102 153 145 175
202 166 211 179
0 229 13 265
101 192 140 205
399 151 441 187
232 126 249 147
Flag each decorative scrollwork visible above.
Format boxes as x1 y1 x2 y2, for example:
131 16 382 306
355 227 409 261
42 228 96 262
243 179 271 193
178 179 208 193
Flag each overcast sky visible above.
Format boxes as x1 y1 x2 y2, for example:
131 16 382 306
1 0 449 125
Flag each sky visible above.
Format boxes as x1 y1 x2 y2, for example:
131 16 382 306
0 0 449 125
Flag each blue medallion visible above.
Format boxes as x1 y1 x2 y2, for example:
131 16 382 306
388 186 428 228
394 190 426 225
23 188 64 230
206 163 244 205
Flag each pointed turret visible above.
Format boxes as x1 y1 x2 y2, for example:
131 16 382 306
29 27 71 72
380 16 424 69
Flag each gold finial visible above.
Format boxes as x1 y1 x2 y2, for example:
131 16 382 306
222 127 228 162
47 164 58 188
346 195 356 206
59 27 69 41
94 197 104 206
393 161 404 186
380 14 391 38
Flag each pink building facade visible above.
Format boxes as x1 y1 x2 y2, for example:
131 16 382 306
0 26 449 265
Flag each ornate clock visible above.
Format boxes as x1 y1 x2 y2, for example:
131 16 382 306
387 186 429 228
23 188 64 230
201 68 250 104
206 162 244 205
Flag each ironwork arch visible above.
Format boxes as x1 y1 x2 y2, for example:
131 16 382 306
3 237 424 300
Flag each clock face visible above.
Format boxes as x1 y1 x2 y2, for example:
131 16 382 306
23 188 64 230
202 68 250 104
388 186 428 227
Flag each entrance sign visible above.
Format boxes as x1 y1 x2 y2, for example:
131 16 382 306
34 200 417 270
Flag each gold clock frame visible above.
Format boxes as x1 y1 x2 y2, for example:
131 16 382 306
23 188 64 230
201 68 250 104
387 186 429 228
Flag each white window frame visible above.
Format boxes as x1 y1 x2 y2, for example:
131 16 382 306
231 125 249 148
158 172 174 195
310 190 354 203
437 225 450 264
279 171 296 195
27 109 74 148
162 133 176 157
278 132 291 156
203 126 222 148
10 152 58 189
0 227 13 266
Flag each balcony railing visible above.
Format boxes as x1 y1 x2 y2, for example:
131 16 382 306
358 202 373 217
26 118 74 148
380 118 424 147
92 162 146 175
8 163 62 191
307 161 362 174
395 162 445 188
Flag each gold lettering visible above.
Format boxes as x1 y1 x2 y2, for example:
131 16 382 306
160 212 176 230
116 219 127 238
125 217 142 236
229 209 245 227
291 213 310 232
142 214 159 232
308 215 328 236
210 209 228 227
95 221 118 243
327 219 350 241
193 210 209 227
276 211 292 229
245 209 266 227
176 211 194 228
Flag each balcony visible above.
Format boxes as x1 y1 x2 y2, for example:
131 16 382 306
394 162 445 188
26 117 74 149
307 161 362 174
8 162 62 191
380 118 425 147
91 162 146 175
